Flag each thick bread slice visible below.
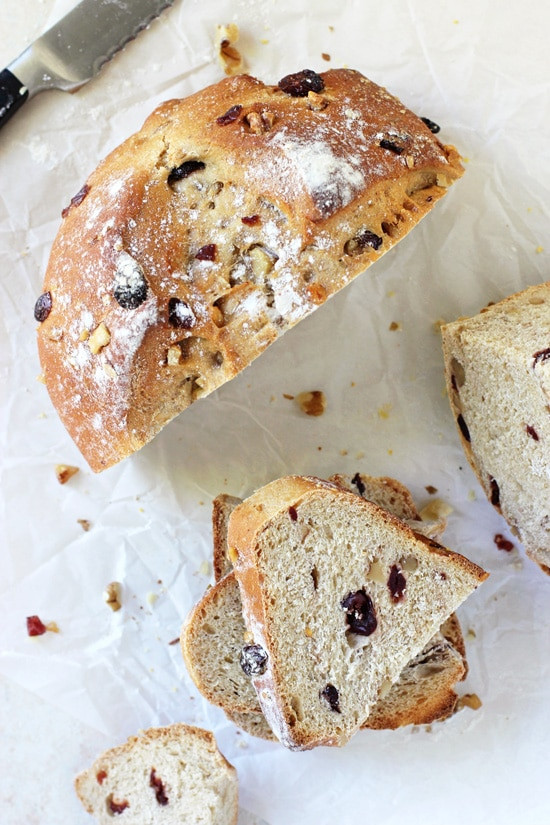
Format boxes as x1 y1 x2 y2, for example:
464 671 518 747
442 282 550 573
182 571 466 736
74 724 238 825
213 494 244 582
227 475 487 749
36 68 463 471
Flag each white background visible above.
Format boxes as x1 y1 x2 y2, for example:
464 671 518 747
1 1 550 823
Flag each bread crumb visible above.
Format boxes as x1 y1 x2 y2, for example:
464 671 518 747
467 489 477 501
104 582 122 611
355 451 365 459
433 318 446 333
466 627 476 640
146 592 159 607
77 518 92 531
322 52 331 61
283 393 295 400
45 621 60 633
296 390 326 417
340 449 348 456
199 560 211 577
55 464 79 484
36 373 46 384
419 499 453 521
215 23 245 75
377 403 392 419
389 321 402 331
425 485 438 495
457 693 482 711
536 245 544 253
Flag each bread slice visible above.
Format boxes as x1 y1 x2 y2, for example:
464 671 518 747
227 475 487 749
441 282 550 572
74 724 238 824
213 494 244 582
36 68 463 471
182 571 466 738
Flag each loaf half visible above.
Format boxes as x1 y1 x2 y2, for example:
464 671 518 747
74 724 238 825
227 475 487 749
36 68 463 471
441 282 550 572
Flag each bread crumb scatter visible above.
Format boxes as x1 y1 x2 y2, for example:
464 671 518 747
425 485 438 495
536 245 544 253
199 560 211 577
296 390 326 416
389 320 402 331
377 403 392 419
77 518 92 531
147 592 159 607
216 23 245 75
466 627 476 640
283 393 295 400
322 52 331 61
55 464 79 484
104 582 122 611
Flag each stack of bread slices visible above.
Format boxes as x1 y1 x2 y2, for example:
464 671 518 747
182 474 487 750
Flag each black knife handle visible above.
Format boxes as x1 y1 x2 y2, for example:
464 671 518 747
0 68 29 130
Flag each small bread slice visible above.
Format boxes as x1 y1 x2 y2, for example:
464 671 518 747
441 282 550 572
227 475 487 750
74 724 238 824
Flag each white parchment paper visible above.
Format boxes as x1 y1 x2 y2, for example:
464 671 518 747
1 1 550 823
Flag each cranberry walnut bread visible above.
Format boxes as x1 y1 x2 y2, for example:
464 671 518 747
442 282 550 573
227 475 487 750
183 474 466 739
74 724 238 825
35 68 464 471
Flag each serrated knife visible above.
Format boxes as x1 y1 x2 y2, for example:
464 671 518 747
0 0 175 130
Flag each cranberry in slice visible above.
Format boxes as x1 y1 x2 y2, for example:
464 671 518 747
288 506 298 521
387 565 406 603
241 215 261 226
341 589 377 636
61 183 90 218
344 229 383 256
526 425 539 441
278 69 324 97
320 683 341 713
216 104 243 125
108 797 129 815
96 770 108 785
489 476 500 507
379 138 404 155
240 644 268 676
167 160 205 186
494 534 514 552
150 769 169 806
351 472 366 497
457 414 471 442
26 615 47 636
532 348 550 367
34 291 53 322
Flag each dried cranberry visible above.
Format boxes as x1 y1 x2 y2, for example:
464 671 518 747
167 160 205 186
216 104 243 125
34 291 53 322
241 215 261 226
278 69 324 97
61 183 90 218
150 769 169 806
26 615 47 636
240 644 268 676
457 414 471 442
113 258 148 309
387 565 406 602
288 506 298 521
320 683 341 713
421 116 441 134
351 472 366 497
489 476 500 507
96 770 107 785
379 138 404 155
450 374 458 392
108 797 129 815
341 589 377 636
494 534 514 552
526 425 539 441
533 348 550 367
195 244 217 261
168 297 195 329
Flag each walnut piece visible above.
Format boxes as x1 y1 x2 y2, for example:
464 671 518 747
296 390 326 417
55 464 79 484
104 582 122 612
215 23 245 76
88 322 111 354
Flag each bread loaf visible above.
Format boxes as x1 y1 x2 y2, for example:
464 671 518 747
227 475 487 749
35 68 463 471
74 724 238 824
441 282 550 572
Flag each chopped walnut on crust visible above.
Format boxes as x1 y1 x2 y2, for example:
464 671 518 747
215 23 245 76
104 582 122 611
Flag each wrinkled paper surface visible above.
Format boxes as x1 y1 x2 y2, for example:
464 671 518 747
1 1 550 823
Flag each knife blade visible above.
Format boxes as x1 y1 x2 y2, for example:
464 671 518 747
0 0 175 130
